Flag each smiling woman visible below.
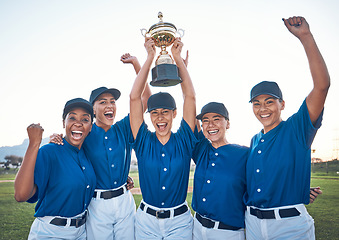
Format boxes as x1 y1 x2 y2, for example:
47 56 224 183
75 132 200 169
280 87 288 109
62 98 94 149
14 98 96 240
129 37 197 239
244 16 331 240
90 87 120 132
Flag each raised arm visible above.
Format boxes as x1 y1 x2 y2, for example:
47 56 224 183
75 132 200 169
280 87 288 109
129 38 156 139
14 123 43 202
171 38 196 131
121 53 152 113
283 16 330 124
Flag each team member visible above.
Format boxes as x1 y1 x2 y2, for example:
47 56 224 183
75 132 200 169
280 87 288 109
84 86 137 240
130 37 197 239
244 16 330 239
192 102 248 240
14 98 96 240
85 54 151 240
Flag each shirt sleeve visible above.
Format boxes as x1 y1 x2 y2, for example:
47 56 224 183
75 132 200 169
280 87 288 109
131 121 151 160
115 114 134 144
27 145 52 203
290 98 324 148
176 119 199 155
192 129 209 164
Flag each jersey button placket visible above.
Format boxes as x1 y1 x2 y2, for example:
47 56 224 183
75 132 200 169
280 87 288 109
255 138 264 195
207 152 218 184
106 135 116 186
160 151 168 207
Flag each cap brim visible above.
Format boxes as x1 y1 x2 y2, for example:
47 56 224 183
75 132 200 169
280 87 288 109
102 89 121 101
196 112 204 120
91 88 121 104
147 106 176 113
249 93 281 102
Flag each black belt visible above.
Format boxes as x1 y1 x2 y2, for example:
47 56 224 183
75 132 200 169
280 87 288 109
196 213 241 231
250 207 300 219
50 213 87 228
140 202 188 219
93 186 125 199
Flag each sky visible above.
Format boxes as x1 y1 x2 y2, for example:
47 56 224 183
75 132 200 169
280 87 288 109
1 0 338 161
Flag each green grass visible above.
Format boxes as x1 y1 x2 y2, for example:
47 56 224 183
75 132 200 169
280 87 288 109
311 159 339 176
0 182 35 240
1 168 338 240
0 169 17 180
307 178 339 239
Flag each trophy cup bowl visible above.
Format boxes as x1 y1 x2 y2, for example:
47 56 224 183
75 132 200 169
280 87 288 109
141 12 184 87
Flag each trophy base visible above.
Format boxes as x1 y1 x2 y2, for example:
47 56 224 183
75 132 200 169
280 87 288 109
150 64 182 87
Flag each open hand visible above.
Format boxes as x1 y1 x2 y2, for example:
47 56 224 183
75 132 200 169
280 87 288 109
121 53 137 64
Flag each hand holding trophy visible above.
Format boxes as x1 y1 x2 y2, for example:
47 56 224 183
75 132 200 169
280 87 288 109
141 12 184 87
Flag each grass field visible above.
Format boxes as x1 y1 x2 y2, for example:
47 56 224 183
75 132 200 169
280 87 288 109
1 166 339 240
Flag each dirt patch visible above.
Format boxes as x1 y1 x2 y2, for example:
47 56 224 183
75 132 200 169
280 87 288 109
0 180 14 183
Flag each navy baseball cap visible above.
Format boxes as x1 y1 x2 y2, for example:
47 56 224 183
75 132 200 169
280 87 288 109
249 81 283 102
63 98 94 121
147 92 176 112
196 102 229 120
89 87 121 104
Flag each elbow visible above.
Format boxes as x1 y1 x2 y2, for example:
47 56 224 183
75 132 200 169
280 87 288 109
14 191 28 202
185 95 196 103
129 92 137 101
316 76 330 93
322 76 331 90
324 74 331 89
130 93 141 103
14 183 32 202
326 77 331 90
321 78 331 94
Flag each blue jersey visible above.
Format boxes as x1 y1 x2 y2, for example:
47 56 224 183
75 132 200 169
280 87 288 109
84 115 133 189
28 140 96 218
244 99 323 208
192 130 248 228
132 119 198 208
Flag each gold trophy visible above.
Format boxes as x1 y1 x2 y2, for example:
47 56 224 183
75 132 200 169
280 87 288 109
141 12 184 87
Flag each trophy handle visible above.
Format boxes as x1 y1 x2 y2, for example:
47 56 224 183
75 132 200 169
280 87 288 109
140 28 150 37
176 29 185 38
